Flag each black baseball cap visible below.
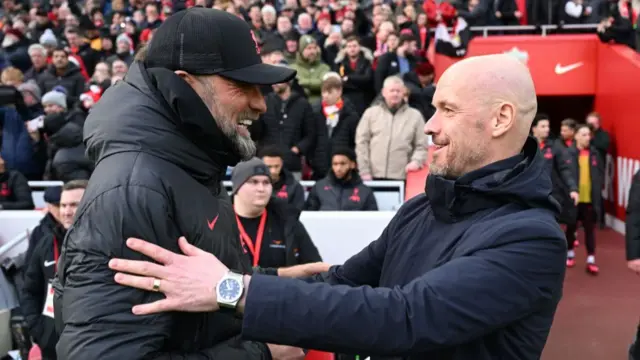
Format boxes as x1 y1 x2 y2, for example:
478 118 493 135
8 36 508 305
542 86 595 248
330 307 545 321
145 7 296 85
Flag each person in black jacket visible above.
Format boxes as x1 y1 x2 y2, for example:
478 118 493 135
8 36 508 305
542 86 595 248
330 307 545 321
39 90 93 182
36 47 86 107
53 8 303 360
334 36 374 117
251 62 316 178
22 180 87 360
373 34 418 93
306 148 378 211
310 74 359 179
626 168 640 360
0 153 34 210
531 114 580 213
231 158 321 268
563 124 604 274
259 145 305 218
24 186 62 265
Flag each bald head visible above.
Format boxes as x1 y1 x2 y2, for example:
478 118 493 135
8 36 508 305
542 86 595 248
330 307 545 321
444 54 537 135
426 54 538 179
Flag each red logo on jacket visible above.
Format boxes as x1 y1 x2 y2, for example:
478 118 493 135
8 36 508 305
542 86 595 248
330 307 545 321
0 183 10 197
349 188 361 203
276 185 288 199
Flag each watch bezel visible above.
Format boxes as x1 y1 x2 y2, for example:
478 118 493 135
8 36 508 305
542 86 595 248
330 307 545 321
216 272 244 307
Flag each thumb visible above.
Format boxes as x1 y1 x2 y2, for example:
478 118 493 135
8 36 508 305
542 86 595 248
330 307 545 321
178 236 206 256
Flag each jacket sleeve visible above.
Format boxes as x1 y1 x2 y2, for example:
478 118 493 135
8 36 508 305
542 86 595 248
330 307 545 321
346 62 373 88
553 143 578 192
20 240 49 345
304 185 322 211
290 183 306 216
592 130 611 155
1 172 34 210
409 113 427 167
56 186 269 360
296 102 317 155
363 189 379 211
293 221 322 264
373 56 390 94
242 220 565 356
355 109 373 176
626 170 640 260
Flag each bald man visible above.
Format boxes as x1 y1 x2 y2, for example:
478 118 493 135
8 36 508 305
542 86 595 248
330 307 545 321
108 54 567 360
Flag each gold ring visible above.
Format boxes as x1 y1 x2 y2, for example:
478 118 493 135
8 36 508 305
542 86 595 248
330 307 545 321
152 278 161 292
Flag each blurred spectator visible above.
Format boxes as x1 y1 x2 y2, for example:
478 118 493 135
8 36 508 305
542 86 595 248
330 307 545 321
1 66 24 86
356 75 427 181
260 145 305 218
2 29 31 73
335 35 374 116
403 61 436 121
36 47 86 106
106 33 134 66
38 90 92 182
291 35 330 105
252 62 316 179
24 186 62 266
559 118 577 148
562 0 594 24
231 158 321 268
310 73 359 178
597 0 638 49
0 86 46 180
492 0 523 25
18 81 44 117
24 45 48 82
0 152 34 210
305 148 378 211
374 34 417 93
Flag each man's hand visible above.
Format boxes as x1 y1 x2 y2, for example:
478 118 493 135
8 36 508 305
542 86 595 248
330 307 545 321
291 146 300 154
570 191 579 206
108 237 227 315
628 259 640 275
267 344 306 360
405 161 421 173
278 262 331 278
361 173 373 181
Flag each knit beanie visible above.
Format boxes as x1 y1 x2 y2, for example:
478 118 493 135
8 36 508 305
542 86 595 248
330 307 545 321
231 157 270 194
39 29 58 47
41 90 67 110
18 81 42 103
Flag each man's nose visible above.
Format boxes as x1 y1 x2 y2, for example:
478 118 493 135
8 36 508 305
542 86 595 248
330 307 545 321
424 113 440 135
249 85 267 114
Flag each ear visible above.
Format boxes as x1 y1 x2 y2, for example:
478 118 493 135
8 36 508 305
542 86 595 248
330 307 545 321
174 70 194 84
491 101 516 138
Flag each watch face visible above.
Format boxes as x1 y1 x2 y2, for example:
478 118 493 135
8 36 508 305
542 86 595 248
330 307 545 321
218 278 242 303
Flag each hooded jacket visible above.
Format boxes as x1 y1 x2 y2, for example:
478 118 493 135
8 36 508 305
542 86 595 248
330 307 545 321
241 137 567 360
53 62 270 359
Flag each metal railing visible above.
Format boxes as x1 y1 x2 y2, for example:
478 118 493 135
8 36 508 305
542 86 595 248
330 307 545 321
434 23 600 37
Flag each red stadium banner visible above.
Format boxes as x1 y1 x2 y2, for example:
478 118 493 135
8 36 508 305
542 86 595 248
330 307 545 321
433 34 600 96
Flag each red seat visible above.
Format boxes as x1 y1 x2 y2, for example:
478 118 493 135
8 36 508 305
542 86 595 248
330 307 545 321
305 350 335 360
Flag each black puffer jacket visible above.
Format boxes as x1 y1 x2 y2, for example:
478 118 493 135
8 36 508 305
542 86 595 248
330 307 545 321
42 110 93 182
53 62 270 359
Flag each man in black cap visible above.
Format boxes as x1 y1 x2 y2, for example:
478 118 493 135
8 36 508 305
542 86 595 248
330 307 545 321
54 7 309 360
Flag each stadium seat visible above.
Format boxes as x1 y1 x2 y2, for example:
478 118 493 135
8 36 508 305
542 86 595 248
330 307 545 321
305 350 335 360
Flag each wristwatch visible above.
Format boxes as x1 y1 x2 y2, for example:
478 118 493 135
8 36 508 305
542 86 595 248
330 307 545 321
216 271 245 310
